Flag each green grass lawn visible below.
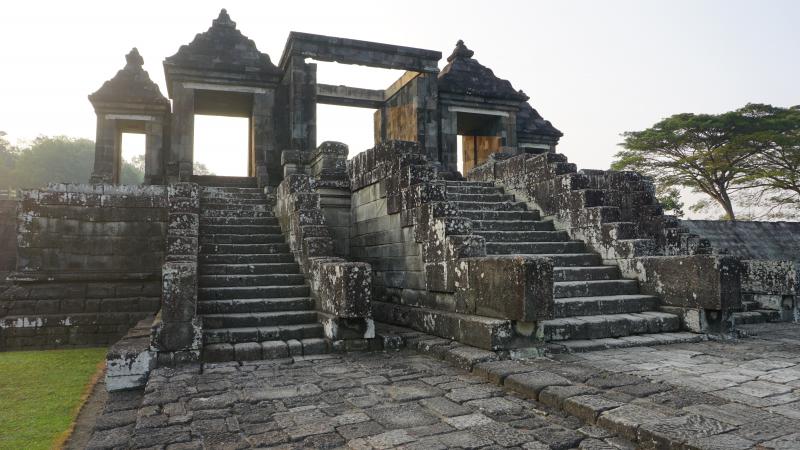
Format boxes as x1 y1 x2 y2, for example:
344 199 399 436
0 347 106 450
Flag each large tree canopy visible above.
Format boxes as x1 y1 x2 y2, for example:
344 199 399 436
612 103 800 220
735 105 800 217
0 135 144 189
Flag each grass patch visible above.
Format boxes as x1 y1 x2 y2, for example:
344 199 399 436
0 347 106 450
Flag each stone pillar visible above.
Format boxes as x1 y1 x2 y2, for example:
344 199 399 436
440 109 459 174
253 90 277 187
152 182 201 364
288 56 316 152
170 84 195 182
417 73 440 166
144 121 165 185
90 115 118 183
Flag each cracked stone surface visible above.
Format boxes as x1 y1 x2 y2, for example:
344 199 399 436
86 351 632 449
558 322 800 447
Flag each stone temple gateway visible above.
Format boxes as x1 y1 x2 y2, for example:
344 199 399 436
0 10 797 390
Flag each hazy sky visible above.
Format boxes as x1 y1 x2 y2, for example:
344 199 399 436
2 1 799 216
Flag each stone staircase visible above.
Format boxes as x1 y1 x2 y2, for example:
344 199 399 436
446 181 703 352
732 300 782 326
194 177 328 362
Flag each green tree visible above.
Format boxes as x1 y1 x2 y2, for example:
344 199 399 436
0 131 18 188
613 104 780 220
735 104 800 217
12 136 95 188
5 135 144 189
656 187 685 218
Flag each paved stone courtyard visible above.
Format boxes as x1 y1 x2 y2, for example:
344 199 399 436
86 323 800 450
88 350 632 450
556 323 800 449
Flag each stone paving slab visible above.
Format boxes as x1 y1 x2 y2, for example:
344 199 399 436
87 351 633 449
556 322 800 448
85 322 800 450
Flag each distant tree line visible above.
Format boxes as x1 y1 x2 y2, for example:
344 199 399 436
0 133 143 189
0 133 213 190
613 104 800 221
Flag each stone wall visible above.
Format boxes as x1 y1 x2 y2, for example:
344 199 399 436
0 183 168 349
0 199 16 281
683 220 799 321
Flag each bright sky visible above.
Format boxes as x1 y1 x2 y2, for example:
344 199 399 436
2 1 799 216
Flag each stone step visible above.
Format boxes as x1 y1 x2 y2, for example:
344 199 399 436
445 186 504 195
198 274 306 287
202 189 265 196
486 241 586 255
458 210 540 221
554 294 660 318
199 243 290 254
532 253 604 267
199 253 296 264
203 337 329 362
200 203 270 211
194 175 257 188
199 285 310 300
445 181 495 187
553 279 640 298
371 300 514 350
553 266 621 282
198 297 314 314
203 324 324 345
199 196 266 204
741 300 761 312
199 234 286 245
200 209 275 218
447 193 516 202
538 311 681 342
199 262 300 275
200 217 279 226
470 219 550 231
732 310 782 325
200 224 283 235
546 332 705 354
452 201 527 211
202 311 318 328
474 230 569 242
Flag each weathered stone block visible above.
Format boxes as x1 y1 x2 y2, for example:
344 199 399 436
621 254 742 313
317 262 371 318
455 255 553 321
161 262 197 323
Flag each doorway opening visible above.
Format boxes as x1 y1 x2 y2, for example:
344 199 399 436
456 112 504 174
193 115 249 176
120 132 145 184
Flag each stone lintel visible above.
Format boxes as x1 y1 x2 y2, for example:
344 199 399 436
280 31 441 73
316 84 385 108
182 81 269 94
104 113 160 122
448 106 510 117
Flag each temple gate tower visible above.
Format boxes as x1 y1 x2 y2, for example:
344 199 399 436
163 9 283 186
89 48 170 184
